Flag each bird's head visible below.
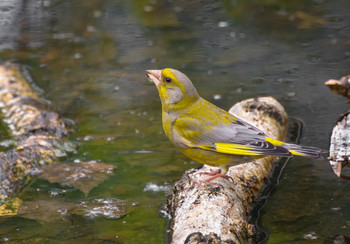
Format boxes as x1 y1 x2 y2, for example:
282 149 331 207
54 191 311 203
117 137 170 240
146 68 199 111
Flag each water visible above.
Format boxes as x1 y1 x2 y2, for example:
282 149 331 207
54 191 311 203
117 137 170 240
0 0 349 243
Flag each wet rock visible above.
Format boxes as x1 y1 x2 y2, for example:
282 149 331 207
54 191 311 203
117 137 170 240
17 198 126 222
17 200 76 222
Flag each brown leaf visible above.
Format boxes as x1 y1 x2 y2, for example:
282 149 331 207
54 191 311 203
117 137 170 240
38 161 115 195
295 11 327 29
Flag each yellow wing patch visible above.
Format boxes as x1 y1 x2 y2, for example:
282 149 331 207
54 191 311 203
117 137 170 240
288 150 304 156
198 142 264 156
265 137 285 146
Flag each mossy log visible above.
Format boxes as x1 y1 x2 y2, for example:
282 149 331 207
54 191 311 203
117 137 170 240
0 62 74 200
166 97 288 244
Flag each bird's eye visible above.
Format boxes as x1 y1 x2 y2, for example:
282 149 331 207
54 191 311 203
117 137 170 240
165 77 172 83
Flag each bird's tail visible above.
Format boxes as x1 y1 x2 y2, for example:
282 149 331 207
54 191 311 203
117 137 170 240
283 143 327 160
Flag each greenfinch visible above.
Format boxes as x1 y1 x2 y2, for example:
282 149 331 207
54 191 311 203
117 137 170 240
146 68 325 182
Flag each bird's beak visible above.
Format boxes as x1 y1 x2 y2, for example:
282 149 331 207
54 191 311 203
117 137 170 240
146 70 161 87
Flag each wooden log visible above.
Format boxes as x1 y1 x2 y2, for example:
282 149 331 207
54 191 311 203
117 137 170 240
325 76 350 177
166 96 288 244
0 62 74 200
328 110 350 177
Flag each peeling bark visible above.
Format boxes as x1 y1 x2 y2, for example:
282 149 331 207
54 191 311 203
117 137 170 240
325 76 350 177
166 96 288 244
328 110 350 177
0 62 74 200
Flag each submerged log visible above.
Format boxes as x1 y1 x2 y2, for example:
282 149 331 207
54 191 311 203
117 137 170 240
166 97 288 244
0 62 117 218
0 62 74 200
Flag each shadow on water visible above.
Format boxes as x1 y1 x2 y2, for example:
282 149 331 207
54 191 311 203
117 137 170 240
250 118 304 243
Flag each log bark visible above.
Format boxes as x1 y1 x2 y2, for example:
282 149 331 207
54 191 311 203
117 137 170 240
166 97 289 244
0 62 74 201
328 110 350 177
325 76 350 177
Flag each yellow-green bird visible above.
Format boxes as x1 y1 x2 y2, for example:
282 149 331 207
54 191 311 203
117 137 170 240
146 68 325 182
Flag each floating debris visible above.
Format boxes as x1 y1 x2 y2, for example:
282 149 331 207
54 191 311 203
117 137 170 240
294 11 327 29
218 21 229 28
78 198 126 219
303 231 318 240
287 91 296 97
325 75 350 99
213 94 222 100
143 182 171 192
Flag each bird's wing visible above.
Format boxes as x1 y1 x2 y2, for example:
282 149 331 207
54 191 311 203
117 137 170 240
173 116 292 157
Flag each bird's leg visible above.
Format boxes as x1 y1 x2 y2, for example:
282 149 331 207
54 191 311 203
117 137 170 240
195 166 231 184
198 168 222 177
